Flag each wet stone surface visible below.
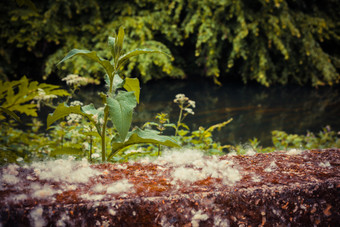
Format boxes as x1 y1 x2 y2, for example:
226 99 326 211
0 148 339 226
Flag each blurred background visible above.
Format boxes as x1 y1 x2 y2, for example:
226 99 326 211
1 0 339 146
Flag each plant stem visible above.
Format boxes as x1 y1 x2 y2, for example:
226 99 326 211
101 106 109 162
175 105 183 136
101 71 116 163
89 135 93 162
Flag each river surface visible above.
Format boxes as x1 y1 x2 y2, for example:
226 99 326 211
77 79 340 146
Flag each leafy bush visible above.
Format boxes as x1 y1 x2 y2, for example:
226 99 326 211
0 76 69 164
233 126 340 154
1 0 339 86
271 126 340 150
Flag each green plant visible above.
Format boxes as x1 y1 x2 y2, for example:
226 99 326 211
173 94 196 136
141 94 233 156
171 94 233 154
0 76 69 121
189 120 233 153
232 126 340 155
0 76 69 164
48 27 179 162
271 126 340 150
142 112 176 156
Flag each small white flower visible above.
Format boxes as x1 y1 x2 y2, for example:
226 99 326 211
188 100 196 108
66 114 82 124
174 93 190 104
62 74 89 86
34 88 58 106
92 153 100 158
83 125 95 132
70 100 83 106
184 108 194 115
175 94 185 99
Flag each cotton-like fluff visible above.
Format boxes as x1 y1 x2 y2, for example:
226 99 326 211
156 149 205 166
29 206 46 227
191 210 209 227
264 161 277 172
171 167 205 184
92 183 106 193
2 164 19 175
1 164 20 185
286 149 304 155
106 179 134 194
1 174 20 185
152 149 242 186
319 161 331 168
31 184 57 199
31 158 100 184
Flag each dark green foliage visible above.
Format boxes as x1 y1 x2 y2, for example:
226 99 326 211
234 126 340 154
1 0 339 86
0 76 69 164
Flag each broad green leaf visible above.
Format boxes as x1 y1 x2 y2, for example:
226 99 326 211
0 107 21 122
107 91 137 142
114 26 125 63
58 49 115 79
123 77 140 103
108 128 179 160
7 103 37 117
117 48 169 70
82 103 100 116
50 147 83 157
39 83 70 97
1 76 68 118
113 74 124 92
108 36 115 59
47 103 96 129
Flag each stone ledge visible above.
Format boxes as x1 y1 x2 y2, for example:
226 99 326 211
0 148 339 226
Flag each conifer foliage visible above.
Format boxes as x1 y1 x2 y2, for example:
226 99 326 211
1 0 339 86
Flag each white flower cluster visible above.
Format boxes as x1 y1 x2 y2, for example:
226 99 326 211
82 124 95 132
70 100 83 106
34 88 58 109
66 114 82 125
174 93 196 115
34 88 58 101
65 101 84 124
62 74 89 86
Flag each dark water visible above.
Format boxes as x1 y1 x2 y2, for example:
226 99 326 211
77 79 340 146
